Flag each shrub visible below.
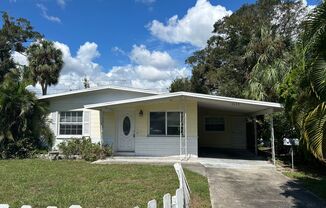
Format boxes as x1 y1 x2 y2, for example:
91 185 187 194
58 137 112 161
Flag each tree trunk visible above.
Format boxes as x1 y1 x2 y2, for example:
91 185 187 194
41 82 47 95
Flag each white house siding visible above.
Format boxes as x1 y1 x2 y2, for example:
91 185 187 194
109 99 199 156
102 111 116 150
135 136 198 156
198 107 247 149
46 89 154 147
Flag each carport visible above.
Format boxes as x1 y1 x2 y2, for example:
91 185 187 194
192 93 282 164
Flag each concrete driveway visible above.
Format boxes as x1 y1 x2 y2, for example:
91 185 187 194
191 157 326 208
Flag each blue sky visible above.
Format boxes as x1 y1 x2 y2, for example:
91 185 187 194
1 0 318 93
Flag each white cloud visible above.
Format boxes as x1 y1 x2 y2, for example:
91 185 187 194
107 45 190 91
130 45 175 69
36 4 61 23
111 46 126 56
57 0 66 8
11 52 28 66
135 0 156 5
302 0 316 11
148 0 231 48
76 42 100 63
28 42 189 94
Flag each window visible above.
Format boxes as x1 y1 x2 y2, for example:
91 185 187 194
205 117 225 132
123 116 131 136
149 112 165 135
59 111 83 135
149 112 183 136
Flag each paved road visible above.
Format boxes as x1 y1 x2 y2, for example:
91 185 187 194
185 158 326 208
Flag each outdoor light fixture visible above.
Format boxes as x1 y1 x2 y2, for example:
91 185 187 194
139 110 143 117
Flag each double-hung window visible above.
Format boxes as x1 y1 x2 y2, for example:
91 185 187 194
149 112 183 136
59 111 83 135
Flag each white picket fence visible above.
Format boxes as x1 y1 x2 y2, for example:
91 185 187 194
0 163 190 208
0 205 81 208
136 163 191 208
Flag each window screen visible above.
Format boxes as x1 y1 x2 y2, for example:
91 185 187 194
205 117 225 131
149 112 165 135
167 112 183 135
149 112 183 136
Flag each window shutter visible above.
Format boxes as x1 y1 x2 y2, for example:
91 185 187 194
83 111 91 136
50 112 58 136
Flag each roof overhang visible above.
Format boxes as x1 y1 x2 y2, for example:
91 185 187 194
38 85 161 100
84 92 283 116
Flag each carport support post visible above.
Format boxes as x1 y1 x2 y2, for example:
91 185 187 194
253 117 258 156
270 115 276 165
179 109 182 159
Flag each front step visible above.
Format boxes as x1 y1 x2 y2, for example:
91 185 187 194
114 151 136 156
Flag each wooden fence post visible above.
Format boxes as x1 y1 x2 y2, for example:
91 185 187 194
147 199 157 208
163 193 171 208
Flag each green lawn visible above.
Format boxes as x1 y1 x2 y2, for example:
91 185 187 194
283 171 326 201
0 159 211 208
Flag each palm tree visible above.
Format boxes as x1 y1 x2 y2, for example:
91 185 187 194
280 2 326 161
0 69 53 158
244 26 289 102
27 40 63 95
301 2 326 161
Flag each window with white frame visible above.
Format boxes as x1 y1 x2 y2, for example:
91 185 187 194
59 111 83 135
149 112 183 136
205 117 225 132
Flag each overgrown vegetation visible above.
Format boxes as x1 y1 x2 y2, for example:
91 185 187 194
0 160 211 208
58 137 112 161
0 12 63 158
170 0 326 163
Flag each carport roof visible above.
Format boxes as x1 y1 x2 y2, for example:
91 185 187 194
84 91 283 115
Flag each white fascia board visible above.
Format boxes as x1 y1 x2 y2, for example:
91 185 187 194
84 91 283 110
182 92 283 109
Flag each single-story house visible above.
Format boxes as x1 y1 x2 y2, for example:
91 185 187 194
39 85 282 159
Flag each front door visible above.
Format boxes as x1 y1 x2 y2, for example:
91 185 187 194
118 111 135 152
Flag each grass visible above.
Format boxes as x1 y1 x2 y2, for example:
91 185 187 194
276 156 326 202
283 170 326 201
0 159 211 208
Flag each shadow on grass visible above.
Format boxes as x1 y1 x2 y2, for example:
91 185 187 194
280 175 326 208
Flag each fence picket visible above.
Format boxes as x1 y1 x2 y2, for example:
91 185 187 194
21 206 32 208
0 204 9 208
163 193 171 208
69 206 82 208
147 199 157 208
176 188 184 208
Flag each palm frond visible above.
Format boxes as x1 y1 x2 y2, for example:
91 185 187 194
310 58 326 100
303 102 326 161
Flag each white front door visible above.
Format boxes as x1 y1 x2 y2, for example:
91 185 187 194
118 111 135 152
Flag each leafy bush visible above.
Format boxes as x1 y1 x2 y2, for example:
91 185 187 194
58 137 112 161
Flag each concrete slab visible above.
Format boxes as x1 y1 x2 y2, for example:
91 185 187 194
205 164 326 208
92 156 199 165
198 157 274 169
